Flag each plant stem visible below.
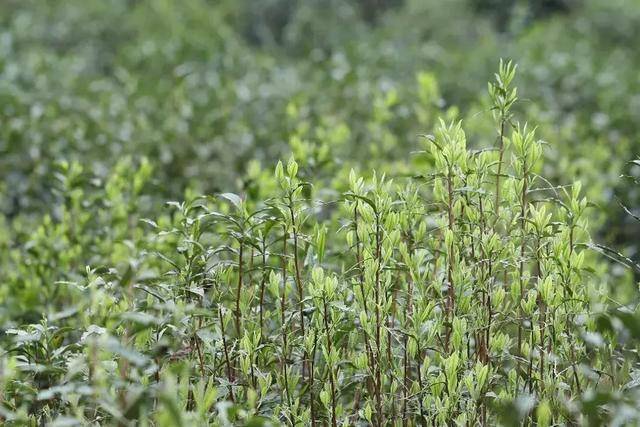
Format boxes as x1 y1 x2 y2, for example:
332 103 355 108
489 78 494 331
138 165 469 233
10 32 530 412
374 212 384 427
218 305 235 402
235 242 244 336
310 329 318 427
280 225 292 408
259 235 267 340
288 198 310 415
445 168 456 353
354 201 376 402
323 296 338 427
402 233 415 425
517 158 528 392
494 118 506 220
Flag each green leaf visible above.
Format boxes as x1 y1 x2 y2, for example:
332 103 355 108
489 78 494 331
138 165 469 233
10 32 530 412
218 192 243 209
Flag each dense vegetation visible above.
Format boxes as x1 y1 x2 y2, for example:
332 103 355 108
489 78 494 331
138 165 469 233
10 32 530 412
1 1 640 425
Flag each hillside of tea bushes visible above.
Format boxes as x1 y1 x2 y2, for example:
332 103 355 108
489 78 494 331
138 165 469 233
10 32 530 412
2 1 640 425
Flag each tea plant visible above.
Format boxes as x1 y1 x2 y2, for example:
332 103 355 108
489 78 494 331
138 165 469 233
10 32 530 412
1 62 632 426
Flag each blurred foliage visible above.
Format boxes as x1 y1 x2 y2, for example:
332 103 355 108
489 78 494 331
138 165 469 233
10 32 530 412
1 0 639 264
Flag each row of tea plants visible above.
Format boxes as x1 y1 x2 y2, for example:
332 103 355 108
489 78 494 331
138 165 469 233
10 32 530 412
2 63 638 426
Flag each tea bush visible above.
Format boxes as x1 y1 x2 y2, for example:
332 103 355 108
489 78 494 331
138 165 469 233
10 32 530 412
2 1 640 425
1 61 635 426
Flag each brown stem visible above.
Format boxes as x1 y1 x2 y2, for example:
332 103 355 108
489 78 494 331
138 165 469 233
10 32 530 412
354 201 376 400
310 329 318 427
566 226 582 395
402 235 415 425
374 212 384 426
445 169 456 353
235 243 244 337
528 327 534 393
288 201 309 412
280 226 292 408
194 317 206 377
517 158 529 392
354 201 369 314
259 237 267 339
536 237 546 393
218 306 235 402
416 342 426 422
322 296 338 427
494 118 506 220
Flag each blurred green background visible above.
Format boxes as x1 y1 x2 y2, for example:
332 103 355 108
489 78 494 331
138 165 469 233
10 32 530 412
1 0 639 282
